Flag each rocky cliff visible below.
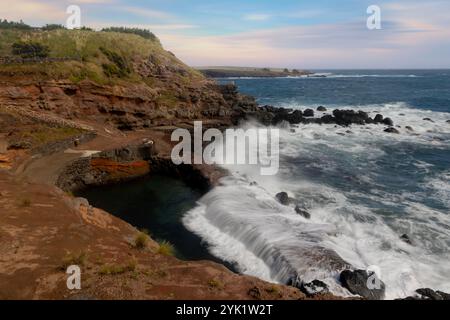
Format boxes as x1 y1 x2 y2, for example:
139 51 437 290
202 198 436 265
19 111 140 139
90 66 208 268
0 29 257 130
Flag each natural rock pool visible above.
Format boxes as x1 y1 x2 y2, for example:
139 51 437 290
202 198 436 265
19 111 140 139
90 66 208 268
76 174 230 266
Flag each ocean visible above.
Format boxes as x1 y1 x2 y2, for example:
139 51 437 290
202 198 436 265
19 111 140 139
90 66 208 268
183 70 450 299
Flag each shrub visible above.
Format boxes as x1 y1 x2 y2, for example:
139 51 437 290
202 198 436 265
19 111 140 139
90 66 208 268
42 24 66 31
99 47 130 78
208 279 224 289
12 41 50 58
99 259 137 275
157 240 175 256
0 19 32 30
101 27 159 42
59 252 87 271
133 231 149 249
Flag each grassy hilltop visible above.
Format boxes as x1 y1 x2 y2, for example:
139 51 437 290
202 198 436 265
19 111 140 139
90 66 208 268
0 22 255 130
0 26 203 85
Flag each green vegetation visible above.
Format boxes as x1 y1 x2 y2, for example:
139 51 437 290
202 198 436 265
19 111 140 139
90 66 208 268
99 46 130 78
0 19 32 30
208 279 224 289
17 125 84 146
99 259 137 275
59 251 87 271
0 24 203 104
12 41 49 58
41 24 66 31
101 27 159 42
133 231 149 249
197 66 312 78
156 91 179 107
157 240 175 256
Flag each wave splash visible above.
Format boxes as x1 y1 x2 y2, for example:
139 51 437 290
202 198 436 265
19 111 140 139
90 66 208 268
183 102 450 299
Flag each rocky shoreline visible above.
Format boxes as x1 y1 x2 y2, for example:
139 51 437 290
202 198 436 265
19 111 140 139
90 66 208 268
2 81 448 299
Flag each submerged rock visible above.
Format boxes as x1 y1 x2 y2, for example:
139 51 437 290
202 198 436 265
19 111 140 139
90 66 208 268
317 106 327 112
384 127 400 134
405 126 414 132
423 118 434 122
300 280 329 296
295 206 311 219
276 192 290 205
400 234 413 245
339 269 386 300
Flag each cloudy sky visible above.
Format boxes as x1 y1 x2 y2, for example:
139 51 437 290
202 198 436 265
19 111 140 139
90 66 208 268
1 0 450 68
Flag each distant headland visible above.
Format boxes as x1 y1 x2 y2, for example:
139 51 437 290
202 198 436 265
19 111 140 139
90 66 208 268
195 66 313 78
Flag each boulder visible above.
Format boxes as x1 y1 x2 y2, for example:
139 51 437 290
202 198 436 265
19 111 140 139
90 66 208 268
405 126 414 132
382 117 394 126
384 127 400 134
300 280 329 296
339 269 386 300
446 120 450 123
320 115 335 124
401 289 450 300
332 109 368 126
286 110 303 124
423 118 434 122
416 288 449 300
374 114 384 123
317 106 327 112
276 192 290 205
295 206 311 219
303 109 315 117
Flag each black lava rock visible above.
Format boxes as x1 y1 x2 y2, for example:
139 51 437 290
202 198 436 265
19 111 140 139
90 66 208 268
295 206 311 219
320 114 335 124
400 234 413 245
382 117 394 126
332 109 368 126
374 114 384 123
401 288 450 300
276 192 290 205
384 127 400 134
317 106 327 112
303 109 315 117
286 110 303 124
339 269 386 300
416 288 445 300
300 280 329 296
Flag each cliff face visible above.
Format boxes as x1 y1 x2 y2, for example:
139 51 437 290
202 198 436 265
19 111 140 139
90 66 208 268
0 29 257 130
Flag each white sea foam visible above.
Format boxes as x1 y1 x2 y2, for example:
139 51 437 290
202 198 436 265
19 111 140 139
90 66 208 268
182 102 450 299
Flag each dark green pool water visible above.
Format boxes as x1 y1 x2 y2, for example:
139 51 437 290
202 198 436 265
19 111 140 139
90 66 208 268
76 175 229 265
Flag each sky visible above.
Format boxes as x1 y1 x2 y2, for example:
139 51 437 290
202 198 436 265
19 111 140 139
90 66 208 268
1 0 450 69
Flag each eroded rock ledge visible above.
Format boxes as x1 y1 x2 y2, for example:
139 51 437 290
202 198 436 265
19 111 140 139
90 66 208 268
56 142 225 193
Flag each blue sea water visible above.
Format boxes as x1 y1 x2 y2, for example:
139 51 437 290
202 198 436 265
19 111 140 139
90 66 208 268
184 70 450 299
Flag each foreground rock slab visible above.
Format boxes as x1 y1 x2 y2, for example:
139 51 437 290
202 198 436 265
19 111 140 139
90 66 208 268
339 269 386 300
